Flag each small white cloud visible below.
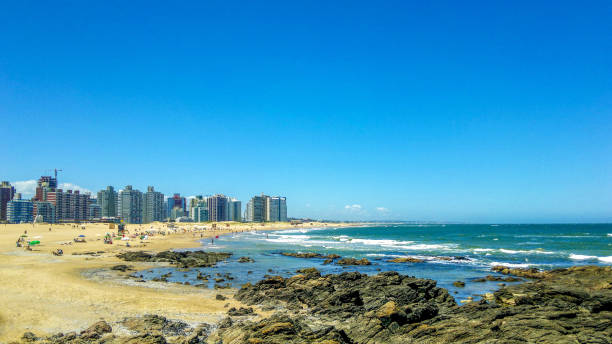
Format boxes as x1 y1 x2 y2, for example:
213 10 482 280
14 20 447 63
12 180 37 197
10 180 93 197
376 207 390 213
59 182 93 196
344 204 362 211
305 203 311 208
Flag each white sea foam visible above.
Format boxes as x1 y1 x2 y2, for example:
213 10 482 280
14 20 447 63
275 228 312 234
473 248 495 252
608 233 612 237
569 254 597 260
349 238 415 246
516 234 594 239
332 235 351 242
599 256 612 263
264 234 310 244
366 253 398 257
400 244 453 250
499 248 555 255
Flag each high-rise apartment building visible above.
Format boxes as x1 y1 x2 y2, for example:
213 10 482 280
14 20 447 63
7 194 33 223
45 189 63 222
189 196 208 222
246 194 287 222
28 175 91 222
167 194 186 220
266 197 280 222
33 176 57 201
208 194 229 222
228 198 241 222
118 185 143 224
55 190 89 222
279 197 287 222
75 191 90 221
266 196 287 222
143 186 164 223
33 201 56 223
191 206 209 222
246 194 267 222
0 181 15 221
97 186 118 218
88 199 101 220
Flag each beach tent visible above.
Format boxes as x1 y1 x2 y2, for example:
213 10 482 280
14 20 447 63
78 235 85 237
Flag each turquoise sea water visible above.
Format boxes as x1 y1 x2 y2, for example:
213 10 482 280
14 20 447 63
137 224 612 302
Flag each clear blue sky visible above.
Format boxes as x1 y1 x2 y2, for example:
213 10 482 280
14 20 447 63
1 1 611 223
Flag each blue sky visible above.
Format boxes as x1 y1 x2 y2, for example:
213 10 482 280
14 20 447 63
1 1 611 222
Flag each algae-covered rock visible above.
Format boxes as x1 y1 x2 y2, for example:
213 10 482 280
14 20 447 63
335 258 371 266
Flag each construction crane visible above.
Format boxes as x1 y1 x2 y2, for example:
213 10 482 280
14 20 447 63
54 168 63 180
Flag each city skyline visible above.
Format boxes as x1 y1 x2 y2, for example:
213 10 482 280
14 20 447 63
2 1 611 223
0 176 287 224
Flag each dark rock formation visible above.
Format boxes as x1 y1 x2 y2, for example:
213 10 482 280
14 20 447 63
238 256 255 263
13 315 214 344
121 315 190 337
217 269 454 343
336 257 371 265
388 257 425 263
452 281 465 287
435 256 469 261
280 252 342 260
111 264 134 272
79 321 112 339
280 252 322 259
214 266 612 344
491 265 547 279
227 307 255 316
116 250 231 268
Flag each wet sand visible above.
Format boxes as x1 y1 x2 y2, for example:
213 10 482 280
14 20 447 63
0 221 355 342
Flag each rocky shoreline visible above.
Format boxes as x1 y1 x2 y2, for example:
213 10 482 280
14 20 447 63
11 265 612 344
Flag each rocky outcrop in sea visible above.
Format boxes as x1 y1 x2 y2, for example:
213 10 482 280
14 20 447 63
213 265 612 343
116 250 232 268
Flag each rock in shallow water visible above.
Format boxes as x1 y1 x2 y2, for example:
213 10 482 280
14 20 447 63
335 257 371 266
116 250 232 268
238 256 255 263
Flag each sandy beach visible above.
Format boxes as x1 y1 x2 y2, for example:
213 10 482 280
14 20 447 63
0 221 356 342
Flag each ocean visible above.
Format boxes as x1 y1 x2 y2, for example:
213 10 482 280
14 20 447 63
136 223 612 302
